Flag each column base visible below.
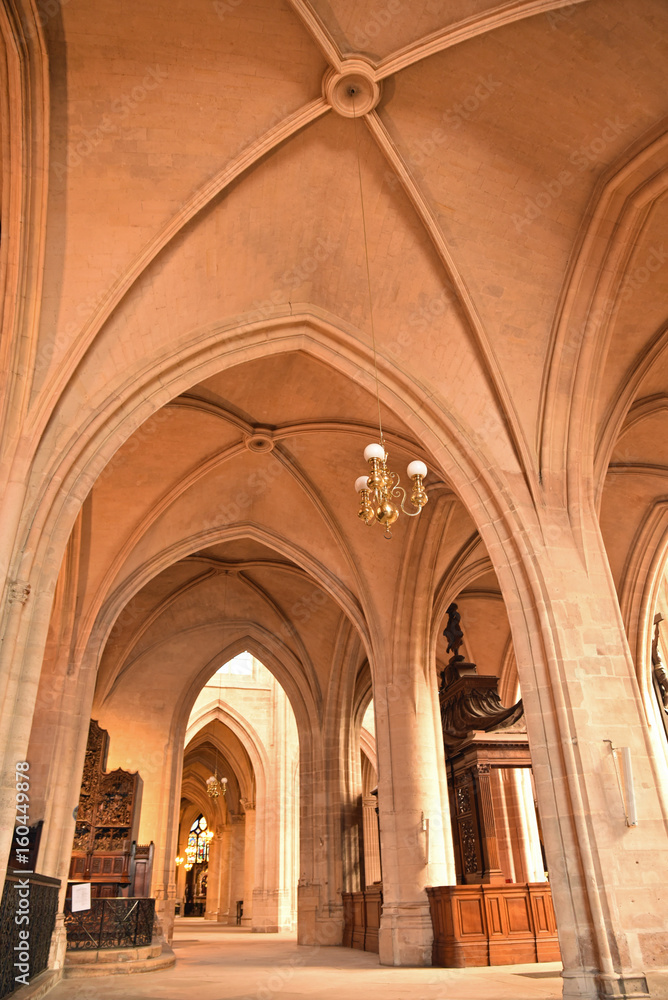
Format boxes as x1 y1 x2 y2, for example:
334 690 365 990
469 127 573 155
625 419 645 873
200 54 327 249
596 974 649 999
378 902 433 967
562 970 650 999
48 913 68 971
251 888 296 933
297 883 343 946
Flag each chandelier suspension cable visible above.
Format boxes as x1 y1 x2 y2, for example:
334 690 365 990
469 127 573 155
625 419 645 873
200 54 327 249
350 89 429 537
351 91 384 447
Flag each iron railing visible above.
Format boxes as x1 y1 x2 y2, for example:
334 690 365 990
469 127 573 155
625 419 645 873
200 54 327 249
64 897 155 950
1 873 60 999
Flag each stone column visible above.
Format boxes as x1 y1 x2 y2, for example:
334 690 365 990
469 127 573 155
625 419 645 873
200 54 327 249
21 527 97 970
242 805 256 927
228 815 246 925
204 831 224 920
297 738 342 947
217 826 233 923
374 648 456 966
362 795 381 886
176 860 187 914
500 509 668 999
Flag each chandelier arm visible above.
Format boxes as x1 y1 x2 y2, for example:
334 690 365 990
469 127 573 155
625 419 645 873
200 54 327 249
389 483 405 503
387 473 401 502
389 481 420 516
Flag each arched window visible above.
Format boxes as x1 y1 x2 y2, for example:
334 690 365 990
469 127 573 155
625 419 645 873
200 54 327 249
186 815 211 864
217 651 254 676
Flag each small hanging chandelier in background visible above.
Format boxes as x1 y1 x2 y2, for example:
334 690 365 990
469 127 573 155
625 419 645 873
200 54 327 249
348 87 429 538
206 747 228 798
206 772 221 798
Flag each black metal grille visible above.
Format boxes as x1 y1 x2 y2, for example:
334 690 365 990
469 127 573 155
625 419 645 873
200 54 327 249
1 874 60 999
64 897 155 950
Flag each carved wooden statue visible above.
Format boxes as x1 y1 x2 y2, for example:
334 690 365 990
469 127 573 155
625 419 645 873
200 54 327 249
443 603 465 661
652 613 668 711
438 605 525 881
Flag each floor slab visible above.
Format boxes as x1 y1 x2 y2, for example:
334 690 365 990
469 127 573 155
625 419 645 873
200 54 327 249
44 919 565 1000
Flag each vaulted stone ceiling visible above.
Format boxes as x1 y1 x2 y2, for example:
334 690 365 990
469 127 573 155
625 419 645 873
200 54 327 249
5 0 668 725
85 349 506 732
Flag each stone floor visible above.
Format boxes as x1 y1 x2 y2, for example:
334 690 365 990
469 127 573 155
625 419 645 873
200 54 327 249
44 918 567 1000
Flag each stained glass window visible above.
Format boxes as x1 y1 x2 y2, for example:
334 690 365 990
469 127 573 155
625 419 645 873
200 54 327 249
187 815 210 863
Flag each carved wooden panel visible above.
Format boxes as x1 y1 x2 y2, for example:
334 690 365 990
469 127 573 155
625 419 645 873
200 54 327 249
451 770 482 882
341 887 383 955
131 844 154 898
363 886 382 953
506 896 531 933
486 896 502 934
427 884 561 968
351 895 365 950
458 897 485 936
69 720 142 896
447 734 534 885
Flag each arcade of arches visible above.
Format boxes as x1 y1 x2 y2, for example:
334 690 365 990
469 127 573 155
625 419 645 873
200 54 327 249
1 1 668 999
177 651 300 930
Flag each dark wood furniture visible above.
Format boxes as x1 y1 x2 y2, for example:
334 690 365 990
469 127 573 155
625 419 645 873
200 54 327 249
427 882 560 967
130 842 155 897
447 730 534 885
68 720 145 898
428 620 561 967
341 885 382 953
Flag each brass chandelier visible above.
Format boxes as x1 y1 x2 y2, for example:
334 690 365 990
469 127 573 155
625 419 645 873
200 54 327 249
206 771 228 798
206 747 228 798
349 87 429 537
355 446 427 535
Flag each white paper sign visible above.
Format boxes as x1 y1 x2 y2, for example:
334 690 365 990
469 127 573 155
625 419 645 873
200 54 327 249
71 882 92 912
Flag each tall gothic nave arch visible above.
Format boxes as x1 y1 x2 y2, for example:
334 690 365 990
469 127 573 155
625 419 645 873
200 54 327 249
8 326 668 996
1 2 668 998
